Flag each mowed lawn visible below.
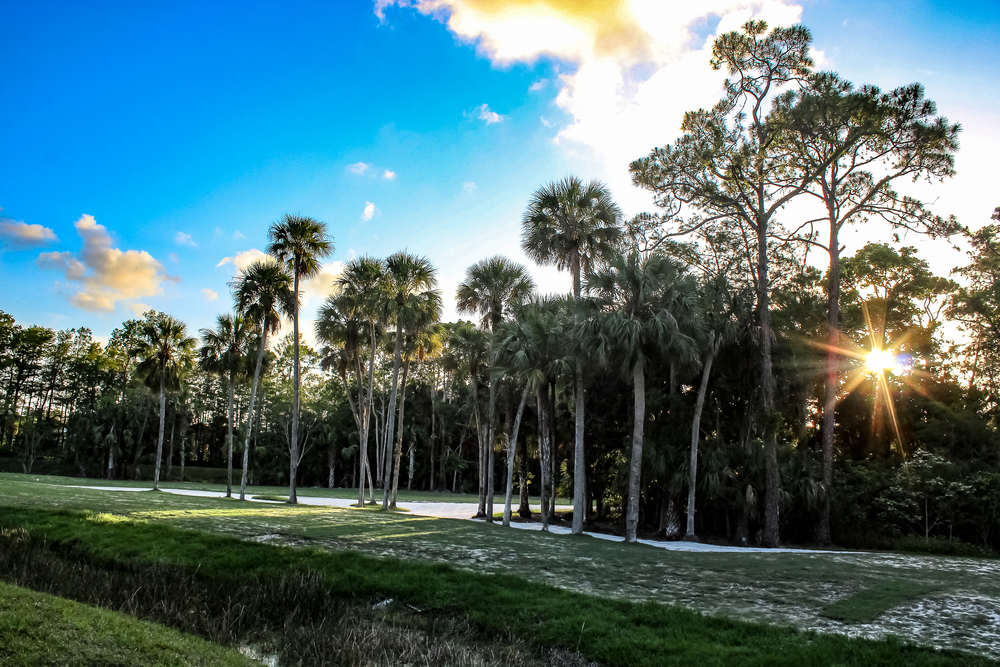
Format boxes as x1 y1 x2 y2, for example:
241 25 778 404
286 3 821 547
1 472 998 659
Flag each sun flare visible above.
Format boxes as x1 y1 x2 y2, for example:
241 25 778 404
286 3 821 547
865 348 896 374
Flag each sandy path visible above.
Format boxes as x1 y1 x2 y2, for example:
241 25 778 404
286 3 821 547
65 485 834 554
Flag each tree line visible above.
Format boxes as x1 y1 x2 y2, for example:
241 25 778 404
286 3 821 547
2 21 998 551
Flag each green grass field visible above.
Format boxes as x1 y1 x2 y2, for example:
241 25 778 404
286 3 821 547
0 472 997 665
0 580 258 667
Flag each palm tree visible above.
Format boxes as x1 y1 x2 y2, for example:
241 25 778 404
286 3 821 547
380 251 441 510
585 251 694 543
522 176 622 534
390 320 445 506
231 258 294 501
447 320 489 504
198 313 251 498
266 213 333 503
684 275 739 540
492 303 550 527
333 256 388 507
456 255 535 520
133 313 196 491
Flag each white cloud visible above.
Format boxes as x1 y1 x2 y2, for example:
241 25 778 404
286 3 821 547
36 214 177 313
202 288 218 301
347 248 358 260
169 253 180 263
383 169 397 180
174 231 196 247
347 161 371 175
463 181 478 192
213 227 223 238
540 115 554 128
0 215 58 250
475 103 504 124
233 231 248 241
361 201 379 222
394 0 805 213
299 261 345 305
529 79 547 92
216 248 269 272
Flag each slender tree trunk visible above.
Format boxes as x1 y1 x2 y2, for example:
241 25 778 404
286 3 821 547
818 226 841 545
757 218 780 548
471 372 486 517
289 267 301 504
537 387 551 531
226 375 235 497
407 443 414 490
549 382 556 518
241 330 268 501
383 326 404 510
153 373 167 491
626 362 645 543
686 336 716 540
572 360 586 533
518 425 531 518
359 335 376 506
166 400 176 481
390 357 411 507
180 433 186 482
503 386 529 527
486 377 497 522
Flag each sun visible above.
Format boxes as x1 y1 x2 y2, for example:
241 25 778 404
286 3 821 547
865 348 896 374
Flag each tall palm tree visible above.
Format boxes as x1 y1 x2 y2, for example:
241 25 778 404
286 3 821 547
381 251 441 510
266 213 333 503
198 313 251 498
447 320 490 503
390 320 445 506
456 255 535 519
684 274 739 540
522 176 623 534
585 251 694 542
333 256 387 507
231 258 294 501
133 313 196 491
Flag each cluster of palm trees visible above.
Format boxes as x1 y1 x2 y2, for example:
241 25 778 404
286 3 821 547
131 214 325 502
441 176 742 543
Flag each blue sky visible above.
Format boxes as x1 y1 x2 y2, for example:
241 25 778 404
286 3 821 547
1 0 997 342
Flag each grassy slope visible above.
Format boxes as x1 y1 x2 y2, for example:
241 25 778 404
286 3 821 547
1 502 994 667
0 581 257 667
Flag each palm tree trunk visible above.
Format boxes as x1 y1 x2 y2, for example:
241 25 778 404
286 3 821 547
686 335 716 540
486 377 497 522
390 356 411 507
240 329 268 501
537 387 551 531
549 382 556 518
166 401 176 481
518 426 531 518
626 361 644 543
471 372 485 517
382 327 404 510
503 386 529 527
572 360 586 533
226 374 235 498
289 267 301 504
153 373 167 491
